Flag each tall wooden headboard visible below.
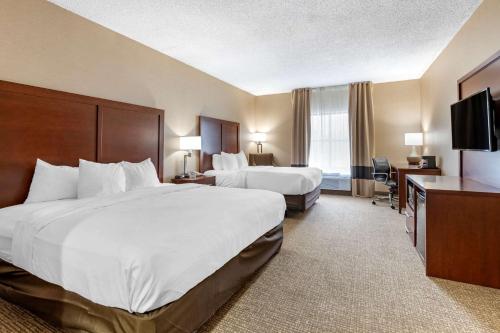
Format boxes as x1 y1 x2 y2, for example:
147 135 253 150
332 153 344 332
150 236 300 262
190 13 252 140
199 116 239 173
458 51 500 188
0 80 164 208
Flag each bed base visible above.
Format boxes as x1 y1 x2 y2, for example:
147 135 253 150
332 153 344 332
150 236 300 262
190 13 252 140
284 185 321 212
0 223 283 333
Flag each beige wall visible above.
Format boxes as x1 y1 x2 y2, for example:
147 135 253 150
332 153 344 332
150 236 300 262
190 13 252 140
255 81 422 173
0 0 256 180
373 80 421 162
373 80 421 191
254 93 293 166
420 0 500 176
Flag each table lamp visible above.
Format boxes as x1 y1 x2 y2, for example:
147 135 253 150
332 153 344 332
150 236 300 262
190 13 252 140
252 132 267 153
405 132 423 165
178 136 201 178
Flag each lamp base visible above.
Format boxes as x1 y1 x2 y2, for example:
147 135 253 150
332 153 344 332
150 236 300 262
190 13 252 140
407 156 421 165
175 173 189 179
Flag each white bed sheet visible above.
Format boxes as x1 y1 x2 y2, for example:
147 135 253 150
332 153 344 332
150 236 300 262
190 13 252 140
0 200 75 263
0 184 175 264
205 166 322 195
9 184 285 313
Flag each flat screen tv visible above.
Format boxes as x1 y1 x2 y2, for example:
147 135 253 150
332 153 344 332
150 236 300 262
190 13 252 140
451 88 498 151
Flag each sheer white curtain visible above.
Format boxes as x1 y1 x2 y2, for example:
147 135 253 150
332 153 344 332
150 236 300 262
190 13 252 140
309 85 350 176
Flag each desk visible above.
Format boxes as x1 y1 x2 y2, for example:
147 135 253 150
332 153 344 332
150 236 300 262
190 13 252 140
391 163 441 214
406 175 500 288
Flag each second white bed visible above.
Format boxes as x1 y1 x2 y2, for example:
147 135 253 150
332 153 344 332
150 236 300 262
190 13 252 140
205 166 322 195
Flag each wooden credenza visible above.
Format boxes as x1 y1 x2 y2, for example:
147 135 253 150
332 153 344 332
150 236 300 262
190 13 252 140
406 175 500 289
391 163 441 214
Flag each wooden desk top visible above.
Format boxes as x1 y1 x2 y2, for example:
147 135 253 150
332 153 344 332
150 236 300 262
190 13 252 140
407 175 500 196
391 163 440 171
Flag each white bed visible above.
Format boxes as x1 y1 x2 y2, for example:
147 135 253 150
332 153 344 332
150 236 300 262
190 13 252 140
0 184 285 313
205 166 322 195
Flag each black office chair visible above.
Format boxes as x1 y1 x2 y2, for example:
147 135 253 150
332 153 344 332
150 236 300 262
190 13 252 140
371 157 398 209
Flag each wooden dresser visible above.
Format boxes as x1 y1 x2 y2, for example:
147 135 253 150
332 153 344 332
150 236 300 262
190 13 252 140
391 163 441 213
405 175 500 289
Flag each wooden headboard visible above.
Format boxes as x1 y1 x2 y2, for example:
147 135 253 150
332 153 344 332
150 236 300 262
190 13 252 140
199 116 239 173
458 51 500 188
0 80 164 208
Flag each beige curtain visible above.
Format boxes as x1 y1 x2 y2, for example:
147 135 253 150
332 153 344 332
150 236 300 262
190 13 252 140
291 88 311 167
349 82 375 197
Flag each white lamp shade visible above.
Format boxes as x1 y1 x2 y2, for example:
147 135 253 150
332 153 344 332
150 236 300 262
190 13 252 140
405 132 423 146
179 136 201 150
252 132 267 142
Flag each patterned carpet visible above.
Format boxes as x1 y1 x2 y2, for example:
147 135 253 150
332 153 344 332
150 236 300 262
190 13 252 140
1 195 499 333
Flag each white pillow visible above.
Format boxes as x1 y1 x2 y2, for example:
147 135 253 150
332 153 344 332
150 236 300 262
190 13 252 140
77 159 126 199
121 158 160 191
236 151 248 169
212 154 223 170
221 152 239 170
25 159 79 203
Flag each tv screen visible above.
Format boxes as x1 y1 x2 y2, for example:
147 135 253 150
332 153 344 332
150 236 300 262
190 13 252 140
451 88 497 151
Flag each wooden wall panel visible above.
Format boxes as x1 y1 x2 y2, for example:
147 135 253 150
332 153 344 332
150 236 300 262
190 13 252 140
98 106 163 180
199 116 240 173
458 51 500 188
221 123 239 153
199 116 222 173
0 90 97 207
0 80 164 208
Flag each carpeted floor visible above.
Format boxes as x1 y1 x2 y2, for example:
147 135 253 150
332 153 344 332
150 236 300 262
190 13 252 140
1 195 499 333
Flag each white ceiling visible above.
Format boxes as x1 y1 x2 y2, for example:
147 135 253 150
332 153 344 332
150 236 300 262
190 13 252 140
48 0 481 96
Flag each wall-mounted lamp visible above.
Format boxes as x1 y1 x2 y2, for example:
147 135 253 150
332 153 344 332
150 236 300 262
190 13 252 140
178 136 201 178
405 132 423 165
252 132 267 153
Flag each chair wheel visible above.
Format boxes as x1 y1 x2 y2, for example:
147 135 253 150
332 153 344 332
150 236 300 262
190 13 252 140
391 205 395 210
372 201 376 205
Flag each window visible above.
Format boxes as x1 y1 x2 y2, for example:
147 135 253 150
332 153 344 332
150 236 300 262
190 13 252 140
309 85 351 191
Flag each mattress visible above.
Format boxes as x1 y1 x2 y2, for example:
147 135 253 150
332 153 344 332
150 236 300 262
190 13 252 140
205 166 322 195
6 184 285 313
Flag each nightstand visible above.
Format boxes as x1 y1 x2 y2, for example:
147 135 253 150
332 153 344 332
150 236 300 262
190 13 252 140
249 153 274 166
171 175 215 186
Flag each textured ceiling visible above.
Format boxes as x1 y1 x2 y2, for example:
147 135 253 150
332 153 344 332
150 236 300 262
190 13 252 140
48 0 481 95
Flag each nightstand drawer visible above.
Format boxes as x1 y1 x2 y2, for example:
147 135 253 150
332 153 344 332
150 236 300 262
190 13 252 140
249 153 273 166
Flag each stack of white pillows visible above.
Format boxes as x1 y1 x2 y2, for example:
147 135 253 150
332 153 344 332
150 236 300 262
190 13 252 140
212 151 248 171
24 158 160 204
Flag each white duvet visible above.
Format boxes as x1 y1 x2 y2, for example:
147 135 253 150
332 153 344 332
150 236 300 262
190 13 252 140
205 166 322 195
9 184 285 313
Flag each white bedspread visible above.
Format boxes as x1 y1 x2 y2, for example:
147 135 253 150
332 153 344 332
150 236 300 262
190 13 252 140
10 184 285 313
205 166 322 195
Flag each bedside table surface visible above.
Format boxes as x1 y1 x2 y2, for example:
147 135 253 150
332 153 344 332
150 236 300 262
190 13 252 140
170 175 215 185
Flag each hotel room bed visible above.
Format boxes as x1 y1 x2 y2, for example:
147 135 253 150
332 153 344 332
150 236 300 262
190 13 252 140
199 116 322 211
0 80 285 333
205 165 322 195
0 184 285 332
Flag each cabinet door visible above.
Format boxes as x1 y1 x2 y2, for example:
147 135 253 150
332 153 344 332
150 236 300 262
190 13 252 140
416 192 426 261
